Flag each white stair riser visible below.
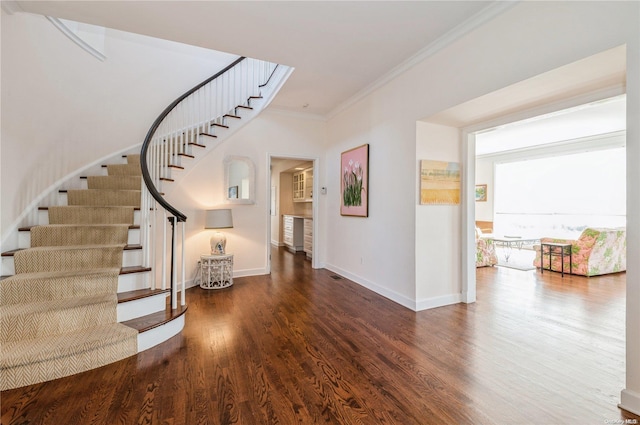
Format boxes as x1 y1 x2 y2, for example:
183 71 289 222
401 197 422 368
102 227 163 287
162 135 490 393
17 228 141 249
123 249 142 267
1 249 142 276
138 313 185 352
38 209 141 225
2 257 14 276
118 272 149 293
117 293 168 322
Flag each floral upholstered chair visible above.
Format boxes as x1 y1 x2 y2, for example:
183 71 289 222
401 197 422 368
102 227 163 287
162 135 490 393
533 227 626 276
476 228 498 267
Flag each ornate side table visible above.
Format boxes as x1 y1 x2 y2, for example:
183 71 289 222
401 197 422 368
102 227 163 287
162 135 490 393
200 254 233 289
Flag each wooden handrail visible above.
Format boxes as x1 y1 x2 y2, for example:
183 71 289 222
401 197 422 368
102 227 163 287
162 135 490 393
140 56 246 222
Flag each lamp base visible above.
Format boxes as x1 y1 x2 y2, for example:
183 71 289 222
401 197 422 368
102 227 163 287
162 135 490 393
210 231 226 255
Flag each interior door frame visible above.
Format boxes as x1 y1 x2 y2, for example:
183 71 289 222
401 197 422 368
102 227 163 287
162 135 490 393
461 86 626 302
266 153 319 273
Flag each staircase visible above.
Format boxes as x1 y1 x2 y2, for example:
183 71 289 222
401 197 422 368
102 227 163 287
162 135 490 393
0 154 179 390
0 56 291 390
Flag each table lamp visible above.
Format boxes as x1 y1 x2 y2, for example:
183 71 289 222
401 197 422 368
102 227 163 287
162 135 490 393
205 209 233 255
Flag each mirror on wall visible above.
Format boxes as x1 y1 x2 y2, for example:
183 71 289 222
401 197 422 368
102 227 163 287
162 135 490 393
224 156 255 204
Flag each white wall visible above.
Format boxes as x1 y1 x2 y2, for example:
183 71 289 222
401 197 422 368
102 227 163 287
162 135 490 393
164 110 326 279
324 1 640 312
0 11 237 242
324 0 640 413
474 158 494 222
415 122 461 308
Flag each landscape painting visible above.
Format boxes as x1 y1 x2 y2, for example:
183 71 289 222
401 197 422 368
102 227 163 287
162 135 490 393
420 160 460 205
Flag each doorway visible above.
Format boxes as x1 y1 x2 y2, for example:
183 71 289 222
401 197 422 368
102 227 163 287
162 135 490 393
474 95 627 272
267 155 318 273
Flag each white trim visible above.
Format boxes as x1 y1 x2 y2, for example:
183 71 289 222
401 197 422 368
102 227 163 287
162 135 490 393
117 293 167 322
327 1 518 120
415 293 462 312
476 130 626 161
184 266 269 290
233 268 268 278
463 84 626 135
0 0 23 14
46 16 106 62
620 389 640 416
137 314 185 352
267 153 320 273
462 130 477 305
324 263 418 311
264 106 327 122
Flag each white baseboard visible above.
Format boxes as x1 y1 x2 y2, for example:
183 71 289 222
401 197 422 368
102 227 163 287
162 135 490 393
415 293 462 311
324 263 417 311
137 314 185 352
183 267 268 291
461 290 476 304
324 263 463 312
234 268 268 278
620 388 640 416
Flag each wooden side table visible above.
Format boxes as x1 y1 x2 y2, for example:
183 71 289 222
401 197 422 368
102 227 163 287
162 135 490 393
540 243 572 277
200 254 233 289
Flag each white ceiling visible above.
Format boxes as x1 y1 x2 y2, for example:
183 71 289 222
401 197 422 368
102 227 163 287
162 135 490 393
14 0 495 117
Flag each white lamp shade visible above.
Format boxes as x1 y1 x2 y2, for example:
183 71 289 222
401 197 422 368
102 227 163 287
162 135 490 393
205 209 233 255
205 209 233 229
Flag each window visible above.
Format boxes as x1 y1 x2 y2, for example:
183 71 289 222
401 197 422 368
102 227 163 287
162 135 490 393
494 148 626 238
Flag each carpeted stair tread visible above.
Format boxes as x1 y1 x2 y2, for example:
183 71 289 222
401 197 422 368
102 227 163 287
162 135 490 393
13 245 125 274
0 154 152 391
48 206 135 224
87 175 142 190
106 163 141 176
30 224 130 247
2 295 117 343
67 189 141 207
0 323 138 391
0 268 119 305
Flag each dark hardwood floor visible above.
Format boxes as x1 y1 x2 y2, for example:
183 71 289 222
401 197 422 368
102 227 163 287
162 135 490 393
2 247 639 424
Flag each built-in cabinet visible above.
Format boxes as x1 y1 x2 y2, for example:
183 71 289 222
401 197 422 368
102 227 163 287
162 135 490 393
303 218 313 258
283 215 304 253
293 168 313 202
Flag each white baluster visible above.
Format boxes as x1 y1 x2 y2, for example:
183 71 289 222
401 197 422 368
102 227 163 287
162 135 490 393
151 201 157 289
161 209 167 291
171 217 177 310
181 221 186 307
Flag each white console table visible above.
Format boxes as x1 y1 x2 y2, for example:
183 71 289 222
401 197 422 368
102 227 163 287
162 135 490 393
200 254 233 289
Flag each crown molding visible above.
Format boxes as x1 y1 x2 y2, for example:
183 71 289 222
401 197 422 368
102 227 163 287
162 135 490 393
265 106 327 122
46 16 106 62
1 0 24 14
326 1 519 120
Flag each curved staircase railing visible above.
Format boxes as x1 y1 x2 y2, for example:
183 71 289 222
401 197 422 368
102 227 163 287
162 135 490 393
140 56 279 310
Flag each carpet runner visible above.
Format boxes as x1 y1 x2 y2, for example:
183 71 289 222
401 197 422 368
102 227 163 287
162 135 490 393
0 154 142 390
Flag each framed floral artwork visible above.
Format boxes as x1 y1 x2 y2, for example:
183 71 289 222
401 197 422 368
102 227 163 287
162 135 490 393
341 144 369 217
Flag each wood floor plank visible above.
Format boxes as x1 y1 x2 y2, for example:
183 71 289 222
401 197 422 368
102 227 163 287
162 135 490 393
2 248 639 424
